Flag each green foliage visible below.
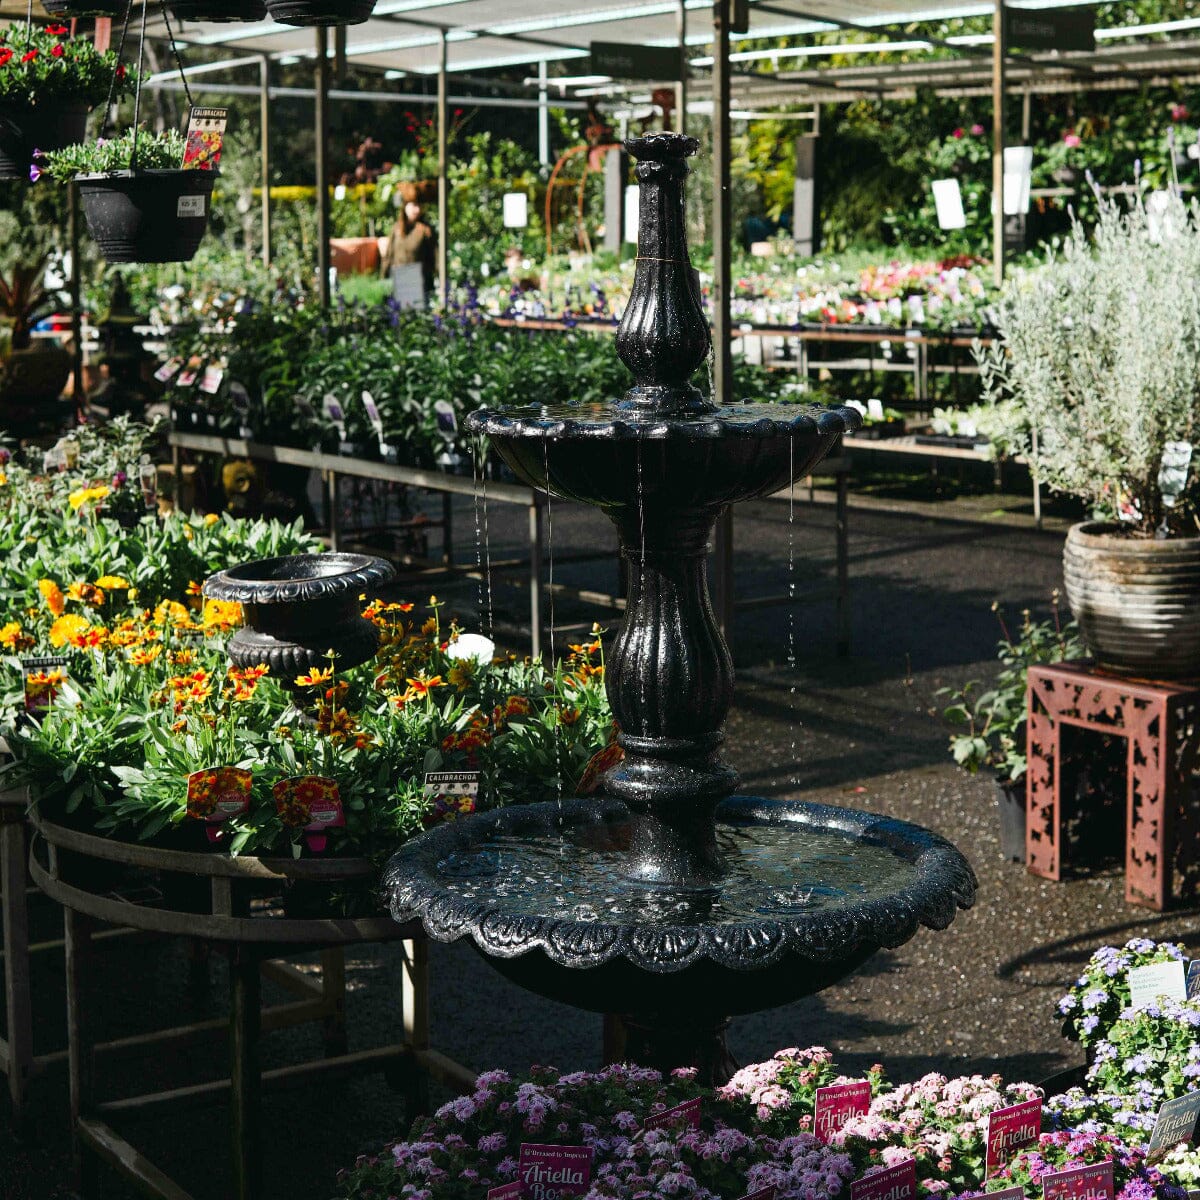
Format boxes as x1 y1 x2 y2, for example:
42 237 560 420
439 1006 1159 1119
0 21 133 107
40 127 187 183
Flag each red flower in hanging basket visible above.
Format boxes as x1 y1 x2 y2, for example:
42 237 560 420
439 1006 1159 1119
115 64 125 79
0 49 12 66
20 49 36 62
45 23 69 35
50 43 64 58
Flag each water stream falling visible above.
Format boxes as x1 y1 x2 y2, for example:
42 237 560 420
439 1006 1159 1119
787 430 799 787
635 439 648 730
542 437 565 814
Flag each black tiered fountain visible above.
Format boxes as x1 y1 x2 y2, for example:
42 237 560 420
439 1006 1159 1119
383 133 976 1082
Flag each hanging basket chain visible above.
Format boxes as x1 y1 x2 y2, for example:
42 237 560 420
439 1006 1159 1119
101 0 135 139
128 0 150 170
158 0 194 113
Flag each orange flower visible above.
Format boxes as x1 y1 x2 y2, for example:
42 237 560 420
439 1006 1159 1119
130 645 161 666
201 599 242 634
405 674 443 697
68 626 108 650
38 579 65 617
169 649 195 666
67 581 106 607
155 600 191 627
0 621 33 651
48 614 90 648
352 732 374 750
185 581 203 596
558 706 581 726
294 665 334 688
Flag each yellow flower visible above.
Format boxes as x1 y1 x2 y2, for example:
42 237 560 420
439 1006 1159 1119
68 485 110 512
49 614 91 648
94 575 130 590
294 665 334 688
154 600 191 627
0 471 7 486
0 621 31 651
203 513 220 526
38 579 66 617
201 599 242 633
67 582 106 607
129 645 162 666
447 662 473 691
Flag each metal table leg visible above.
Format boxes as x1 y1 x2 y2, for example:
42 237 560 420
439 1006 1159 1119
230 947 263 1200
65 907 99 1196
1 812 32 1122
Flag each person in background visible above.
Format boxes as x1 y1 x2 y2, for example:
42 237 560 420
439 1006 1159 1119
382 200 436 306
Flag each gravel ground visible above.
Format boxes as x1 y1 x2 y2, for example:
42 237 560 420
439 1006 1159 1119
3 491 1198 1200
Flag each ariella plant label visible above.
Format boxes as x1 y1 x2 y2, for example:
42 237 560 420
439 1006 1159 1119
1147 1091 1200 1164
517 1143 592 1199
1042 1159 1115 1200
739 1187 777 1200
487 1185 521 1200
986 1098 1042 1175
850 1157 917 1200
814 1080 871 1142
186 767 252 842
643 1097 701 1131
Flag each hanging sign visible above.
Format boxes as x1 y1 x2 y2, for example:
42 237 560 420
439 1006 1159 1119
1003 5 1094 52
932 178 967 230
503 192 529 229
590 41 682 81
183 106 230 171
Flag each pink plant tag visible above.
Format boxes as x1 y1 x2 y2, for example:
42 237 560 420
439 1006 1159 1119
987 1187 1027 1200
739 1187 777 1200
814 1081 871 1142
851 1159 917 1200
643 1097 701 1131
488 1185 521 1200
1042 1160 1116 1200
986 1098 1042 1175
517 1144 593 1198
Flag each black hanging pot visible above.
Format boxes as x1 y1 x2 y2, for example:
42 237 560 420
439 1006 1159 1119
41 0 126 16
76 170 217 264
168 0 267 19
0 103 87 181
264 0 376 25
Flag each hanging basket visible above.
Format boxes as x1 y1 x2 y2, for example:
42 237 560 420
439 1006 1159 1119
263 0 375 25
41 0 126 16
76 170 217 264
168 0 267 20
0 102 87 181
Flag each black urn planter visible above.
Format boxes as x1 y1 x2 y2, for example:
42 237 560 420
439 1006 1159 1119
203 552 395 695
168 0 267 19
0 103 87 181
41 0 125 15
76 170 218 265
264 0 375 24
995 775 1026 863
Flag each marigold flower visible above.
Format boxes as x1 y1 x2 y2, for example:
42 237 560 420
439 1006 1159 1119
48 613 89 648
405 674 443 696
94 575 130 590
203 513 219 526
447 663 473 691
38 578 66 617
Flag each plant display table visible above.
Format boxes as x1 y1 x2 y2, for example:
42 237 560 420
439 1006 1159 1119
27 812 475 1200
1026 660 1200 910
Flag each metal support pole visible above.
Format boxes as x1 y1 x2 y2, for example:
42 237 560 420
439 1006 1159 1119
992 0 1006 291
711 0 734 637
260 55 272 267
675 0 687 136
437 30 450 310
1021 83 1031 143
537 59 550 165
67 182 84 420
836 468 850 657
315 27 331 307
529 499 544 661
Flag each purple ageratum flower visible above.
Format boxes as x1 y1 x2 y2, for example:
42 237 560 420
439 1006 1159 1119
28 158 41 183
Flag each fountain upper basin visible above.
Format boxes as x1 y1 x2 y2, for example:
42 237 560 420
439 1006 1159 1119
383 794 976 1018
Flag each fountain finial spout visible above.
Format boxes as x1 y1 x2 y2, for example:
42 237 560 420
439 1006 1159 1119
615 132 714 417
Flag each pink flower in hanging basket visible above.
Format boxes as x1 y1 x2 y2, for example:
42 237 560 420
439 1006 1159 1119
1063 132 1082 148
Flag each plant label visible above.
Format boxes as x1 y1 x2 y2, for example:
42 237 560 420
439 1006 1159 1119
814 1081 871 1142
154 356 184 383
272 776 344 852
183 106 229 171
739 1188 777 1200
987 1187 1027 1200
422 770 479 825
517 1143 592 1199
322 394 347 438
176 194 207 219
986 1098 1042 1174
867 398 885 421
177 356 203 388
1147 1091 1200 1163
1128 960 1187 1011
643 1097 701 1131
488 1186 521 1200
850 1158 916 1200
199 366 224 395
21 656 67 716
361 390 384 438
1042 1159 1114 1200
1187 960 1200 999
187 767 252 842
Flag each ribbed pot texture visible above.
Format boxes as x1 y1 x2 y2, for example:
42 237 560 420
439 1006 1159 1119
1063 521 1200 679
263 0 375 24
77 171 216 265
168 0 267 20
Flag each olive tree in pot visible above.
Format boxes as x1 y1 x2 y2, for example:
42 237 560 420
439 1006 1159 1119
979 192 1200 679
941 601 1084 861
39 128 216 264
0 21 131 180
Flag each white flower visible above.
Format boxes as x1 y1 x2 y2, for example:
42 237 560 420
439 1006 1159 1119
446 633 495 664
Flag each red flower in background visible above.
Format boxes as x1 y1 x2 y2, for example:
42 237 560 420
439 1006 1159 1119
21 48 37 62
0 49 12 66
115 64 125 79
45 23 69 34
50 43 64 57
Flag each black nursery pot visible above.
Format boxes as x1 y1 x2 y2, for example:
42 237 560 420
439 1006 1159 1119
76 170 217 265
168 0 267 19
41 0 125 16
0 103 87 181
995 776 1026 864
264 0 375 24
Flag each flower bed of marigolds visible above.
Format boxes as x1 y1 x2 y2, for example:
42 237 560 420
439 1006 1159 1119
0 419 612 865
335 939 1200 1200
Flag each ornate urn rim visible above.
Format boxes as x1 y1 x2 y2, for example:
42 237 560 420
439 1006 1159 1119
383 796 977 974
203 552 395 605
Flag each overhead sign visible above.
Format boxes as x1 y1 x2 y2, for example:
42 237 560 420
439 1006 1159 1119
1003 5 1095 53
590 41 682 81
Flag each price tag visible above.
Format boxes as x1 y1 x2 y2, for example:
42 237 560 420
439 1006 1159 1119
176 356 203 388
986 1098 1042 1175
154 355 184 383
814 1081 871 1142
1128 960 1188 1011
199 365 225 395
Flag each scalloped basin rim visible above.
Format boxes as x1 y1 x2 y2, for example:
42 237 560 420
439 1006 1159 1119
383 795 977 976
219 552 378 584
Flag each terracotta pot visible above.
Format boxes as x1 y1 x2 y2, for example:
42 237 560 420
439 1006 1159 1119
1063 521 1200 679
77 170 217 264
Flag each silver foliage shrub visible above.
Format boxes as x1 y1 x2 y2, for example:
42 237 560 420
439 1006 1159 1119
977 190 1200 534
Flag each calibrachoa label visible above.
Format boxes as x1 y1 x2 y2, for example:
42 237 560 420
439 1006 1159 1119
989 1100 1044 1175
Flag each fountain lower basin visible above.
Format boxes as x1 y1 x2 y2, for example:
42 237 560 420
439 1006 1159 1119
383 795 975 1020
